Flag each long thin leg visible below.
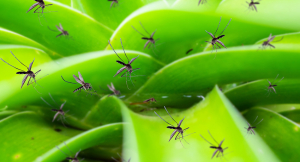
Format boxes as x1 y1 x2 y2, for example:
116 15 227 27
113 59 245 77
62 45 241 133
120 38 130 63
139 21 151 36
131 25 146 37
154 111 175 127
163 106 178 125
214 17 222 37
108 40 125 63
10 51 29 69
219 18 232 36
208 130 219 146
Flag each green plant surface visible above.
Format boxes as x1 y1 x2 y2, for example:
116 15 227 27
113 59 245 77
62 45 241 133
243 107 300 161
0 110 18 120
35 122 123 162
126 45 300 108
0 0 113 57
122 86 277 162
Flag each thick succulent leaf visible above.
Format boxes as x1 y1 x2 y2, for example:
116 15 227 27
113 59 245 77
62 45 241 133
122 85 277 161
244 107 300 161
126 45 300 109
35 123 123 161
0 0 113 57
0 111 82 162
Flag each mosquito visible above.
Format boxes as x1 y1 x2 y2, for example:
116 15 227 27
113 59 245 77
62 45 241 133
246 0 260 12
40 93 68 127
112 153 131 162
200 130 228 159
61 72 96 95
265 74 284 95
56 142 84 162
198 0 207 5
27 0 56 25
245 116 263 135
154 106 191 147
48 23 73 39
108 0 119 8
144 97 157 103
108 39 141 90
205 17 232 59
260 33 284 50
132 22 160 50
0 51 42 89
107 82 121 96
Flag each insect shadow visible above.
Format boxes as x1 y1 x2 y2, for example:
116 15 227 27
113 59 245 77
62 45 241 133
48 23 73 39
154 106 193 148
244 116 263 136
112 153 131 162
246 0 261 12
130 97 157 105
56 142 84 162
61 72 97 96
205 17 232 59
40 93 69 127
264 74 284 96
0 51 43 92
27 0 57 26
108 0 119 8
200 130 229 160
132 22 160 52
108 39 143 90
259 33 284 50
198 0 208 5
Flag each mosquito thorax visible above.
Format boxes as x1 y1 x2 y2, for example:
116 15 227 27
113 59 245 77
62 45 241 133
63 31 69 35
28 71 35 77
83 83 91 89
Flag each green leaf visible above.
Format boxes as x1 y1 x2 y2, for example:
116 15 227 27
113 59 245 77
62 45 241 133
244 107 300 161
122 85 277 161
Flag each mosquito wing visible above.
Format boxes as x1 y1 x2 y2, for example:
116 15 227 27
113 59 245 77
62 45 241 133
114 67 126 77
269 35 276 42
216 40 227 48
271 87 276 93
143 40 151 50
219 139 225 147
178 117 185 127
28 58 35 70
169 130 177 141
211 149 219 159
75 150 81 158
60 101 66 110
205 31 215 38
52 112 60 122
129 56 139 64
110 83 116 90
151 30 156 38
78 71 85 82
267 33 273 41
253 4 257 12
251 129 255 135
21 74 29 88
73 75 84 84
107 83 114 92
56 24 64 32
27 3 39 13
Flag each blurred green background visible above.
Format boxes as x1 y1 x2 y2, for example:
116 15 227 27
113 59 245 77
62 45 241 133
0 0 300 162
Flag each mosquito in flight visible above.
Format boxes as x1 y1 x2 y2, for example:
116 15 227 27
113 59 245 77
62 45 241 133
205 17 232 59
40 93 68 127
108 0 119 8
0 51 42 89
260 33 284 50
200 130 228 159
107 82 121 96
56 142 83 162
27 0 55 25
48 23 72 39
108 39 141 90
132 22 160 50
154 106 191 147
198 0 207 5
61 72 96 95
246 0 260 12
245 116 263 135
265 74 284 96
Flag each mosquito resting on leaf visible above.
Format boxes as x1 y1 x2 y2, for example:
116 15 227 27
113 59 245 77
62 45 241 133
245 116 263 135
108 0 119 8
0 51 43 91
61 71 96 95
259 33 284 50
130 97 157 105
200 130 229 159
27 0 56 25
132 22 160 50
205 17 232 59
48 23 73 39
265 74 284 96
246 0 261 12
108 39 142 90
154 106 193 147
40 93 69 127
107 82 121 96
56 142 84 162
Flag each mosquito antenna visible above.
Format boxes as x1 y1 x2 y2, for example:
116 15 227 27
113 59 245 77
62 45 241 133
120 38 129 63
214 17 222 37
40 97 54 108
208 130 219 145
254 118 263 126
0 58 25 71
132 25 146 37
272 36 284 42
199 134 215 146
270 74 279 84
219 18 232 36
164 106 178 125
139 21 151 36
108 40 124 63
154 111 174 126
61 76 78 84
56 145 70 157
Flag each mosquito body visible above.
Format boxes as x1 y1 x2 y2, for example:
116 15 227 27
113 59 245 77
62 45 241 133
260 33 284 49
107 82 120 96
200 131 228 159
56 142 83 162
108 39 140 90
205 17 231 58
0 51 41 89
61 72 96 94
198 0 207 5
144 97 157 103
132 22 160 50
154 106 190 147
246 0 260 12
27 0 55 25
48 23 72 39
108 0 119 8
265 74 284 95
245 116 263 135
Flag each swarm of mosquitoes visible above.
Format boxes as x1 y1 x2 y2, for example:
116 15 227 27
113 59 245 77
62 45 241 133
0 0 287 161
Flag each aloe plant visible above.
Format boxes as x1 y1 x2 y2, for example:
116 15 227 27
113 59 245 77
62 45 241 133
1 0 300 162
